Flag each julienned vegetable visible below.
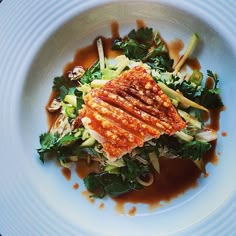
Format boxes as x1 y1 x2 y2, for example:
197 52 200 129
37 26 223 198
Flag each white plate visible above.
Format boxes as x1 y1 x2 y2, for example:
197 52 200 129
1 0 236 235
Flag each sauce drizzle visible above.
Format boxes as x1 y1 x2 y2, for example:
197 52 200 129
61 167 71 181
98 203 105 209
221 131 227 137
73 183 79 190
128 206 137 216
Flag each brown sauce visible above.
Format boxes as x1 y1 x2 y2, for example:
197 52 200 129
186 58 201 70
167 39 184 65
98 203 105 209
81 190 95 204
75 159 100 179
115 202 126 215
168 39 200 71
113 158 201 209
206 76 214 89
46 91 60 129
128 206 137 216
136 19 146 29
207 108 223 131
73 183 79 190
46 20 223 211
221 131 227 137
203 140 218 165
110 21 120 38
61 167 71 181
63 36 120 76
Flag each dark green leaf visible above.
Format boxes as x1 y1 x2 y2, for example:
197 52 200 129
112 28 153 60
181 141 211 160
199 88 224 109
37 132 59 162
80 61 101 84
57 134 80 147
147 54 174 72
197 70 223 109
104 181 131 197
84 173 131 198
84 173 104 195
52 76 77 100
169 80 198 100
121 157 150 181
128 27 153 42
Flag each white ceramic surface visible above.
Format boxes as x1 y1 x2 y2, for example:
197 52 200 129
0 0 236 235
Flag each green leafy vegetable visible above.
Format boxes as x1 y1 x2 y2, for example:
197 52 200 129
84 157 150 198
112 27 173 70
37 132 59 163
154 135 211 160
128 27 153 42
52 76 77 100
181 141 211 160
198 70 224 109
84 173 131 198
112 27 153 59
80 61 102 84
37 131 90 163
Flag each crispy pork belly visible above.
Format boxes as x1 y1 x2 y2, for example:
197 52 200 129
80 66 186 160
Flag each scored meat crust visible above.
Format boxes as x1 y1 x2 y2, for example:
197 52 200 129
79 66 186 160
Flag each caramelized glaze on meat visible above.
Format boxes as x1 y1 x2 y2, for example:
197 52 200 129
80 66 186 160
